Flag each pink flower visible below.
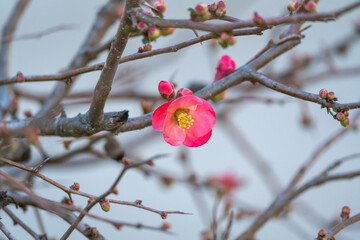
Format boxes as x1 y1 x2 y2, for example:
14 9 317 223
152 95 216 147
209 172 244 194
214 55 236 82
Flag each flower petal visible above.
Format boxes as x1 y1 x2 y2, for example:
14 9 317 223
187 99 216 137
152 100 173 131
183 130 212 147
163 115 186 146
166 95 203 114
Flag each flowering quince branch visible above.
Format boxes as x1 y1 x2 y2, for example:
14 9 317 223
323 213 360 240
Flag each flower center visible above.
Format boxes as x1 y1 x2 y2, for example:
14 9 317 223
174 109 194 132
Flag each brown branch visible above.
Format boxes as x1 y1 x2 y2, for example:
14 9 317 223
324 213 360 240
0 27 263 86
249 71 360 111
0 221 16 240
133 2 360 32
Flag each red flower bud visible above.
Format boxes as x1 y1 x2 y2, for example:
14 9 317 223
253 12 265 25
304 1 317 13
143 43 152 52
122 157 132 165
16 71 25 83
158 80 175 99
319 89 328 99
90 228 99 237
287 1 300 12
336 112 345 121
153 0 166 13
195 3 208 15
70 182 80 191
318 229 326 238
216 7 226 17
147 160 155 166
138 46 144 53
160 211 168 219
161 28 176 36
209 2 218 12
344 111 349 117
100 200 111 212
176 88 193 98
327 91 335 101
217 1 226 8
341 206 351 219
161 222 171 230
24 110 32 118
138 22 145 28
148 26 161 41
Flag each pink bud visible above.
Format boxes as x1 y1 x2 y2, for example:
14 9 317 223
344 111 349 117
161 222 171 230
143 43 152 52
70 182 80 191
341 206 351 219
228 35 237 46
153 0 166 13
176 88 193 98
90 228 99 237
217 1 226 8
16 71 25 83
318 229 326 238
122 157 132 165
161 27 176 36
336 112 345 121
138 22 145 28
253 12 265 25
195 3 208 15
304 1 317 12
158 80 175 99
318 89 328 99
147 160 155 166
327 91 335 101
287 1 300 12
215 7 226 17
215 55 236 81
138 46 144 53
209 2 218 12
148 26 161 41
100 200 111 212
24 110 32 118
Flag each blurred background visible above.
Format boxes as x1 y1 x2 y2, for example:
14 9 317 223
1 0 360 239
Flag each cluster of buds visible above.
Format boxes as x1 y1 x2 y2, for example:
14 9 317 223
189 3 211 21
138 43 152 53
216 32 237 49
209 1 227 17
287 0 301 12
340 206 351 220
153 0 166 13
158 80 194 101
319 89 350 127
304 1 317 13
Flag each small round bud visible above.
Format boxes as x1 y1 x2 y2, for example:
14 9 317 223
147 160 155 166
16 71 25 83
304 1 317 13
111 187 118 195
341 206 351 219
90 228 99 237
287 1 300 12
340 118 350 127
194 3 208 15
158 80 175 99
153 0 166 13
88 197 95 205
100 200 111 212
318 229 326 238
138 46 144 53
217 1 226 8
215 7 226 17
122 157 132 165
70 182 80 191
176 88 193 98
253 12 265 26
336 112 345 122
143 43 152 52
327 91 335 101
319 89 328 99
24 110 32 118
161 28 176 36
161 177 174 186
161 222 171 230
217 32 230 48
148 27 161 41
344 111 349 117
228 35 237 46
137 22 145 28
160 211 168 219
61 197 74 206
209 2 218 12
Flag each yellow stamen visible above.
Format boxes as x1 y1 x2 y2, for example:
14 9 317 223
174 110 194 132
